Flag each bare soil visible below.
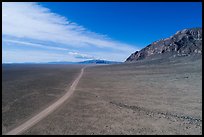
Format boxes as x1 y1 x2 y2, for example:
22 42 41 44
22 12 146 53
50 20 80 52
2 64 84 134
22 56 202 135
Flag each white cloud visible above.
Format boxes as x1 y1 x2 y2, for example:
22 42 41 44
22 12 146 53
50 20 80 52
3 39 69 51
2 49 80 63
2 2 139 62
68 52 96 60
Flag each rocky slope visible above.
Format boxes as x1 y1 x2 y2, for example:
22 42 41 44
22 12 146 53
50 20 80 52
126 28 202 62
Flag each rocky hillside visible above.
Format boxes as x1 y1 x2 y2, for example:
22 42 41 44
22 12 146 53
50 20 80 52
125 28 202 62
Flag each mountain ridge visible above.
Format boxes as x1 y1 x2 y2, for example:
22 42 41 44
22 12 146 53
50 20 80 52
125 28 202 62
3 60 122 64
78 59 122 64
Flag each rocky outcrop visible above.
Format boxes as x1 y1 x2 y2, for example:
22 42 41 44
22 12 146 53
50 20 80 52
126 28 202 62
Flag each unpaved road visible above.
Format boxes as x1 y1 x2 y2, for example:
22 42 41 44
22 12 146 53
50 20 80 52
24 57 202 135
5 67 86 135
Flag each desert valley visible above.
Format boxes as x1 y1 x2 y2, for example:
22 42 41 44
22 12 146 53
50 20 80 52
2 28 202 135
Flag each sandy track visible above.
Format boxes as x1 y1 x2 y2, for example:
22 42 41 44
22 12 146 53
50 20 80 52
5 67 86 135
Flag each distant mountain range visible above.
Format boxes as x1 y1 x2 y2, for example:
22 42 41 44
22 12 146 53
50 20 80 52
126 28 202 62
78 60 121 64
4 60 122 64
48 60 121 64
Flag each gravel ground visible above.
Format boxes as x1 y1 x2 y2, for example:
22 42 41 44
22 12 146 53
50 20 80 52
2 64 84 134
24 56 202 135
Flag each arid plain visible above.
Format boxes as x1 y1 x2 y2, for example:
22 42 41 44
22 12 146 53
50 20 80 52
2 56 202 135
2 64 84 134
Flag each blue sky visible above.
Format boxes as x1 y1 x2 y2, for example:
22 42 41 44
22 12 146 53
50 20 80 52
2 2 202 63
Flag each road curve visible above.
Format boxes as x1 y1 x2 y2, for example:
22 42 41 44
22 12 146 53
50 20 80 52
5 66 86 135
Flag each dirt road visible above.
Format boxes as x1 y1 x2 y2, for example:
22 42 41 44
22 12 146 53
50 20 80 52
5 67 86 135
24 57 201 135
